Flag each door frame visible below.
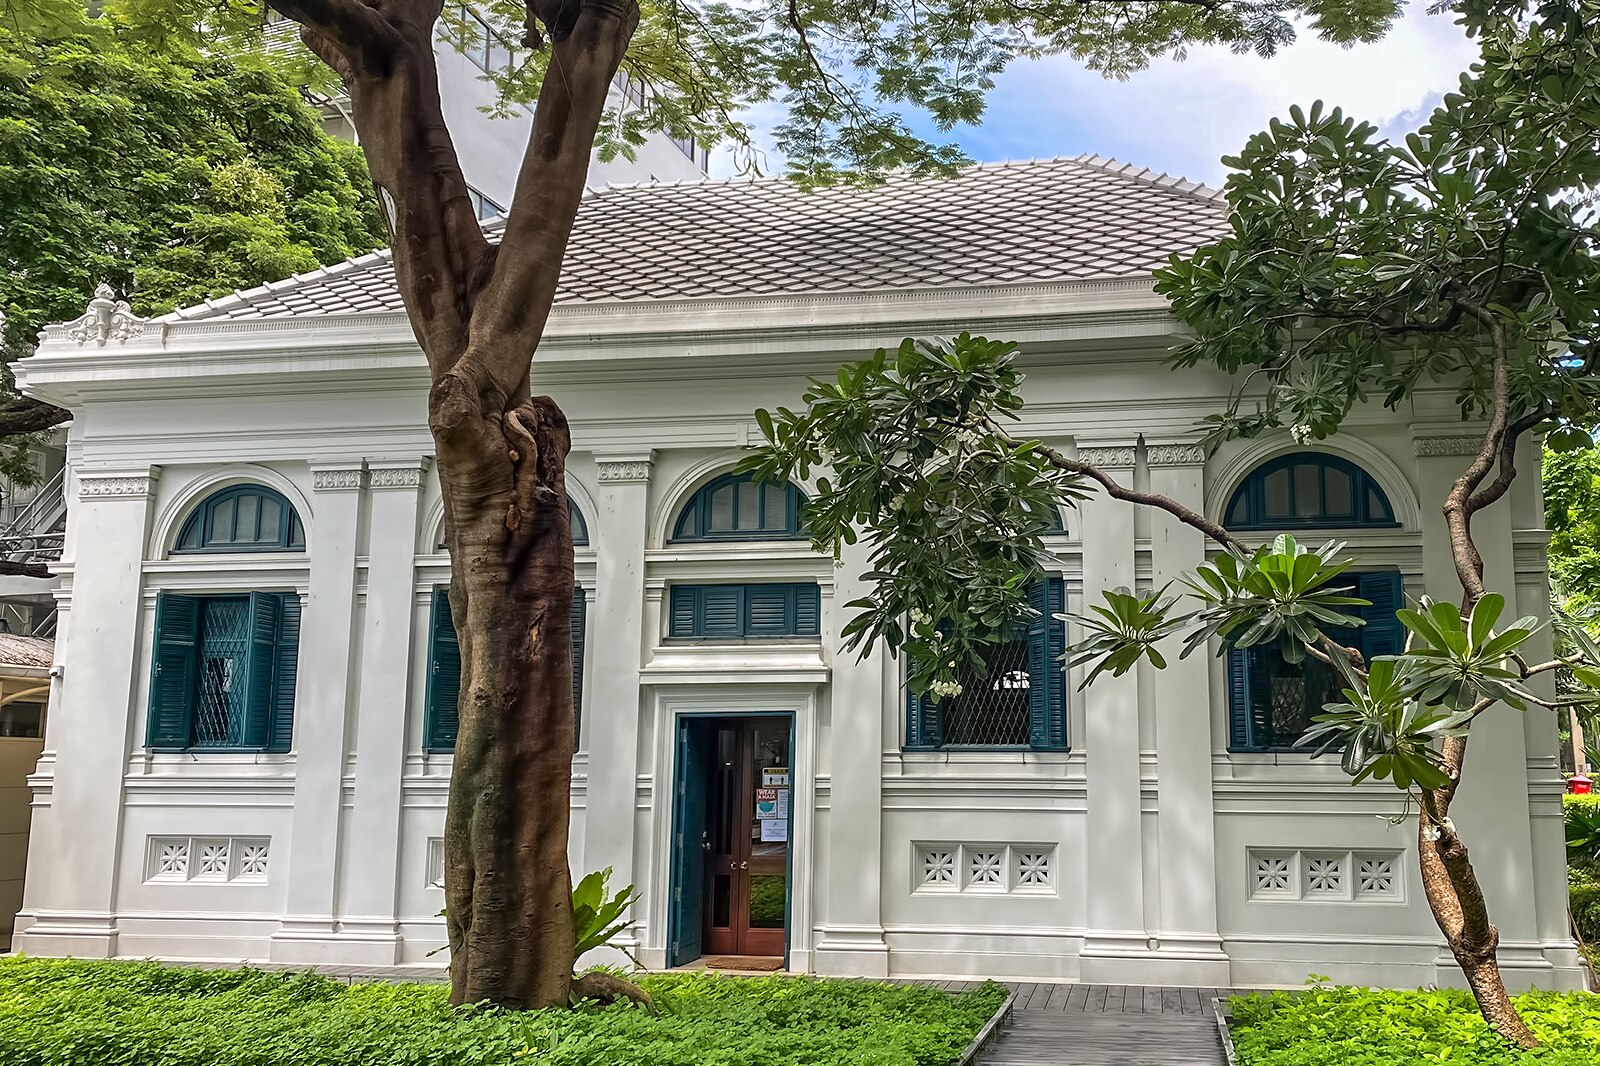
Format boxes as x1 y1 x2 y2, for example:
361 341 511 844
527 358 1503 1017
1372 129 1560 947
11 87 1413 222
649 684 818 973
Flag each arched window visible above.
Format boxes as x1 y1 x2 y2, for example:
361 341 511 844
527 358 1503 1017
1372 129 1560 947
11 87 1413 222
436 500 587 551
174 485 305 553
670 472 805 542
1221 452 1403 752
1224 453 1396 531
571 500 590 547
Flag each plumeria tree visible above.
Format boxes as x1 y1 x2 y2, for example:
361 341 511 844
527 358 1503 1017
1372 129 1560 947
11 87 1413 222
744 0 1600 1046
10 0 1411 1010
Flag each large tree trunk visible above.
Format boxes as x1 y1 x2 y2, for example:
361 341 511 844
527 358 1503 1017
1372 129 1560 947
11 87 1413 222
1418 769 1540 1049
267 0 638 1010
435 391 576 1009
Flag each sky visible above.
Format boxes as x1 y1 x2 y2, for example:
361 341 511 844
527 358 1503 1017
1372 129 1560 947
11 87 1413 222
718 1 1479 186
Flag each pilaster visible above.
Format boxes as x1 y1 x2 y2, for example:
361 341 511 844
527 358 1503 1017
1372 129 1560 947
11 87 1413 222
813 533 889 977
581 453 653 905
272 461 365 963
13 467 159 958
342 457 430 959
1412 432 1542 979
1144 440 1228 981
1075 441 1149 978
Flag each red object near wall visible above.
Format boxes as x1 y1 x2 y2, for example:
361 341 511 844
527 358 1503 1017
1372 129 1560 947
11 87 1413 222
1569 775 1592 794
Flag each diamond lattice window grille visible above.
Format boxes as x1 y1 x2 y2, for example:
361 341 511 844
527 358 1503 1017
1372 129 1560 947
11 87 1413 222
1015 850 1052 888
1356 854 1398 898
919 848 956 888
968 850 1003 888
194 599 250 748
1304 855 1345 896
935 635 1032 746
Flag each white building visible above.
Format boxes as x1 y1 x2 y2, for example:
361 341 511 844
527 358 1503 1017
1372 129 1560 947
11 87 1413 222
284 6 709 211
9 158 1582 989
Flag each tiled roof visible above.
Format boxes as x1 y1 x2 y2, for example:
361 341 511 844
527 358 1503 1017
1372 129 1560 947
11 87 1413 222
0 633 53 670
165 155 1227 323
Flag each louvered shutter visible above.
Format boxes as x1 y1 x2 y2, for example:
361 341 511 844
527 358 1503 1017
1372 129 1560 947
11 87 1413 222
700 586 744 637
268 594 301 753
146 593 201 748
425 588 462 752
571 585 586 737
745 585 791 636
240 592 283 749
1227 646 1252 751
795 584 821 636
668 586 697 637
1357 570 1405 660
1026 578 1068 750
906 686 943 749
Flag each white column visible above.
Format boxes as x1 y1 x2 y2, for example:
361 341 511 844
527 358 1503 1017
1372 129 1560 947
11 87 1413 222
581 454 652 911
1076 441 1149 980
1145 440 1229 981
14 467 158 957
272 462 365 963
1414 433 1541 980
342 457 429 961
813 534 889 976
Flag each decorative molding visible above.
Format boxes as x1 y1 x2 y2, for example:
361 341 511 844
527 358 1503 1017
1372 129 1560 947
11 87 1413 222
595 455 655 483
1413 436 1484 458
145 836 269 884
59 283 157 347
1144 443 1206 467
1075 445 1137 469
79 473 155 499
367 463 427 490
913 842 1056 895
1247 847 1402 902
310 465 366 492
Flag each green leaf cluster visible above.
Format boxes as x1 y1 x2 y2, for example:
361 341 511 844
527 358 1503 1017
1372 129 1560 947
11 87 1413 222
1229 984 1600 1065
0 956 1008 1066
0 8 385 347
1545 442 1600 615
742 334 1089 697
1155 0 1600 451
1566 793 1600 871
571 867 639 962
1183 534 1365 663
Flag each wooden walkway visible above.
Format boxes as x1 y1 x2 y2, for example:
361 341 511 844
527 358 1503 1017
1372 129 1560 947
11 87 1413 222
977 983 1238 1066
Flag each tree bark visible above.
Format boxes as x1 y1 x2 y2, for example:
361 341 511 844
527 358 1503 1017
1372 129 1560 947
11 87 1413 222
267 0 639 1010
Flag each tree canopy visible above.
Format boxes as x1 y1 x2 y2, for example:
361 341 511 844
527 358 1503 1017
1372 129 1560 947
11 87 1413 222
1546 441 1600 614
0 6 384 457
747 0 1600 1046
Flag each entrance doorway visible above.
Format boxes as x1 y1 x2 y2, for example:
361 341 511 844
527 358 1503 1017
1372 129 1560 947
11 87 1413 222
669 715 792 967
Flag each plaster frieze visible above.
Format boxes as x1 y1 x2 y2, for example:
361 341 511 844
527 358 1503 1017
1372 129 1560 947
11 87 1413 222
78 473 156 499
595 456 655 483
310 465 366 492
1144 443 1206 467
366 459 429 491
1075 445 1137 469
1412 436 1484 458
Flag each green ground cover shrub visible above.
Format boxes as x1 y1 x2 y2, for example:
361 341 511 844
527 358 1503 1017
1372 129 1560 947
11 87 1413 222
1229 985 1600 1065
0 957 1006 1066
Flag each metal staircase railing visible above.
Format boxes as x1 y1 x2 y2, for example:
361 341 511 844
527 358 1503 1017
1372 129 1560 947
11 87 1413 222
0 468 65 572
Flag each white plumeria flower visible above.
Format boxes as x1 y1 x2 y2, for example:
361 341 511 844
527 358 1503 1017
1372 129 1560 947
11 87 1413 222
1290 423 1314 445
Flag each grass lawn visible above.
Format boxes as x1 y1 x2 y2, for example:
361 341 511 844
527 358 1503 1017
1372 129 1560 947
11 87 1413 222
0 956 1006 1066
1229 985 1600 1065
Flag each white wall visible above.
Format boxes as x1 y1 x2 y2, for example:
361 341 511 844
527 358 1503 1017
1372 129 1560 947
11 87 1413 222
9 309 1583 989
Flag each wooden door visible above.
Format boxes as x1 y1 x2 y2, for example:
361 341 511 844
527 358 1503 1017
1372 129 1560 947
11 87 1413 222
702 717 790 958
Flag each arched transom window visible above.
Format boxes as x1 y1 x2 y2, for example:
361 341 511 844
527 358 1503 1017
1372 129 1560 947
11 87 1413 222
670 472 805 542
1224 452 1396 531
175 485 305 553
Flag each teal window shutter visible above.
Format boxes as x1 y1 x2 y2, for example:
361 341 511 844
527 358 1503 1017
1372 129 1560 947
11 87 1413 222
700 586 744 637
906 682 943 749
1026 577 1067 750
1227 648 1252 750
268 594 300 753
795 584 821 635
745 585 793 636
1357 570 1404 658
240 592 283 749
425 588 462 752
668 584 821 639
147 592 201 748
571 585 586 736
668 586 698 636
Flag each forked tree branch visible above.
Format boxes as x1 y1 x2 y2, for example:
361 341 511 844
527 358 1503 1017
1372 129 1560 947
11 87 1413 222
0 397 69 435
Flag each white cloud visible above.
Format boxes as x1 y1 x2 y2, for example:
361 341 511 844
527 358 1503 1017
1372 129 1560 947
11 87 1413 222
947 1 1478 182
711 1 1478 184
